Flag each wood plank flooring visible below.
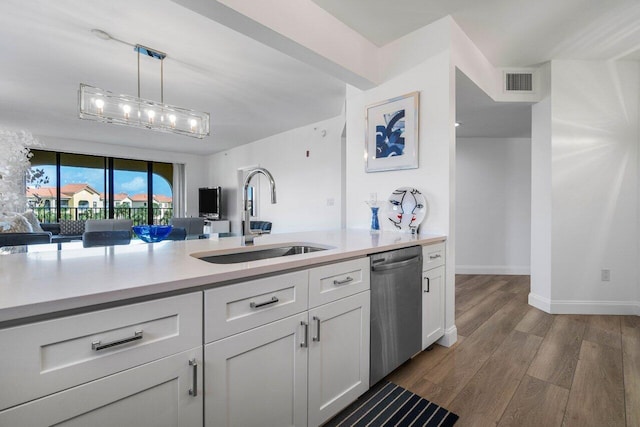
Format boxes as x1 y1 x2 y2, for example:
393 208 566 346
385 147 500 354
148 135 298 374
387 274 639 427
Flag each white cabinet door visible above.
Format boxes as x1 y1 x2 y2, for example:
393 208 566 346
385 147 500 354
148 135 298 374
205 312 308 427
307 291 370 427
422 265 445 349
0 348 203 427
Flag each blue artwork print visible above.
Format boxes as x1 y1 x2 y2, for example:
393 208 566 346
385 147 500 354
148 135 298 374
375 109 405 158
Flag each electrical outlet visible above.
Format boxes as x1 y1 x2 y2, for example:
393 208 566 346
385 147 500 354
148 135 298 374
601 269 611 282
326 198 334 206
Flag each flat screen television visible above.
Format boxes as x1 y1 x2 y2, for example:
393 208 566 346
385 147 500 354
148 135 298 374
199 187 222 219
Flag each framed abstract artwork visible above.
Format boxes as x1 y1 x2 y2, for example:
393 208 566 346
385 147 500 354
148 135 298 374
365 91 419 172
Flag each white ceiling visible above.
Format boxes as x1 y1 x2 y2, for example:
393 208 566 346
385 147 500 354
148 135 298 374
312 0 640 65
1 0 638 155
0 0 345 155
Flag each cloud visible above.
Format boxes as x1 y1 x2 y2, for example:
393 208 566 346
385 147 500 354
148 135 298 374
120 176 147 193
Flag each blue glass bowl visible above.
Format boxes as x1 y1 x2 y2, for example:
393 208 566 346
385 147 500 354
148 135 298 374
132 225 173 243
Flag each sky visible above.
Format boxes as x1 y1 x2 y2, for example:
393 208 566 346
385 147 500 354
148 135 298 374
32 165 172 197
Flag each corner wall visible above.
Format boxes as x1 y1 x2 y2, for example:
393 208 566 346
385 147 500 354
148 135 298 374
529 64 553 311
345 37 456 344
531 60 640 315
549 60 639 314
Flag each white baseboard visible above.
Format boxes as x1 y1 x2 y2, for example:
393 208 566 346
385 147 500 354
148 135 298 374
528 292 639 315
456 265 530 275
528 292 551 313
437 325 458 347
549 300 640 315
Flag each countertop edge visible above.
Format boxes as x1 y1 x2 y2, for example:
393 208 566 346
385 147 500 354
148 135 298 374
0 231 446 325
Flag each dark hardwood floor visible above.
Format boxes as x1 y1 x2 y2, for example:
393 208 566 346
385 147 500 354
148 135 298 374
388 274 640 427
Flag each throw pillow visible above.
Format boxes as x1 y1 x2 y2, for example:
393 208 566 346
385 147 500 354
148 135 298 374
0 213 34 233
59 219 86 236
22 210 44 233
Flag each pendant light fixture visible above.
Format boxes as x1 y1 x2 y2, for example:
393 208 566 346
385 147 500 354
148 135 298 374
78 32 210 139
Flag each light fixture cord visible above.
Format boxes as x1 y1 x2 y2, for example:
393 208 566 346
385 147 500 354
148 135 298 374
137 48 141 98
161 58 164 104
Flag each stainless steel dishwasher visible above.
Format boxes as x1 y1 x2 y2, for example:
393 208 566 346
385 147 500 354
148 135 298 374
369 245 423 386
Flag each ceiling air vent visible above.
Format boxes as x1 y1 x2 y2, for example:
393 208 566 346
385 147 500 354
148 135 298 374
504 72 533 92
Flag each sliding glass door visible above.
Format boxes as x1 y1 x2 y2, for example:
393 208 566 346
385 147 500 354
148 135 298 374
27 150 173 225
60 152 107 220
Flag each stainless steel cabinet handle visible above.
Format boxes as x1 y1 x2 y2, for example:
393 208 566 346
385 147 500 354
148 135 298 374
250 296 279 309
188 358 198 397
429 254 441 260
333 276 354 285
424 277 430 293
312 316 321 342
92 330 143 351
300 321 309 348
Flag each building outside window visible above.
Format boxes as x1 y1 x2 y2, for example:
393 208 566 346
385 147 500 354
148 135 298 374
26 150 174 225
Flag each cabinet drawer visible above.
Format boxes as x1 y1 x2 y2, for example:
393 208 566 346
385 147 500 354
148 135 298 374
204 270 308 343
0 292 202 411
309 257 370 308
423 242 445 270
0 347 203 427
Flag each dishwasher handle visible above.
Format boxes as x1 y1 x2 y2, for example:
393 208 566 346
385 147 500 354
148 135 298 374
371 255 421 272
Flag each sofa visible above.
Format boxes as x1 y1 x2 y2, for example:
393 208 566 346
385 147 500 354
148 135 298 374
0 212 61 247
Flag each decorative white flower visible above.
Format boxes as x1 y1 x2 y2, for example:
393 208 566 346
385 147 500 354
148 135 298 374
0 127 40 215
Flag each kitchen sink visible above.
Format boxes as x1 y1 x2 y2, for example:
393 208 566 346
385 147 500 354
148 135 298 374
195 244 330 264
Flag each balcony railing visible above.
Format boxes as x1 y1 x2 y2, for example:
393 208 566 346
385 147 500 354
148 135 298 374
33 207 173 226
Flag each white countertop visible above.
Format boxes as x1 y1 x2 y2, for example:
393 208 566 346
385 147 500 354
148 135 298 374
0 230 445 324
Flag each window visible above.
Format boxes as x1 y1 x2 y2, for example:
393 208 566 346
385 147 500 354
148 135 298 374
27 150 174 225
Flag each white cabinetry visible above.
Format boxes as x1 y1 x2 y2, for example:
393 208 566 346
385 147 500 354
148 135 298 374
205 313 308 427
0 348 203 427
307 291 369 427
0 292 203 425
204 257 370 427
422 243 445 350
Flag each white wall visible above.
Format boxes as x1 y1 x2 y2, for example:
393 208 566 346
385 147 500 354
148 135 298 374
207 115 345 235
456 138 531 274
35 136 209 217
530 63 553 310
345 59 452 235
530 60 640 315
345 28 456 344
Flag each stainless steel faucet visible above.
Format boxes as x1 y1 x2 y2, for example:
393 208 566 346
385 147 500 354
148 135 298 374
242 167 276 245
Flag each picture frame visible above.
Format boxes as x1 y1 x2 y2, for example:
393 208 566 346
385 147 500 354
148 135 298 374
365 91 419 172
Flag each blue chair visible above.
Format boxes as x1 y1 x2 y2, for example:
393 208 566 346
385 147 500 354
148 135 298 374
82 231 131 248
250 221 272 234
